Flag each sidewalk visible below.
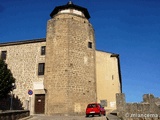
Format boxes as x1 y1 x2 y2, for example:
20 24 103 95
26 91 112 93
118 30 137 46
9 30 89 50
23 114 107 120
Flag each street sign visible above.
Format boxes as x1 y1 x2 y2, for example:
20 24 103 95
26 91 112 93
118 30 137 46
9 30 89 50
28 90 33 95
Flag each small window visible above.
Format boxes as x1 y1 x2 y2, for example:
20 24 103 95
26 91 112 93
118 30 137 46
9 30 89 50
41 46 46 55
1 51 7 60
88 42 92 48
38 63 45 75
112 75 114 80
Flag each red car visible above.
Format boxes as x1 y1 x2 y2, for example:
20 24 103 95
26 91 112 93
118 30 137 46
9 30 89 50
86 103 106 117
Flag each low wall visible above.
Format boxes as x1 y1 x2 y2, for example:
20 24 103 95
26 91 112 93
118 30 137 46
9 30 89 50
0 110 30 120
116 93 160 120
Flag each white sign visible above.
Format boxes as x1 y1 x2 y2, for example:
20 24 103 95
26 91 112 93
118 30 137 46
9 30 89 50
33 81 44 90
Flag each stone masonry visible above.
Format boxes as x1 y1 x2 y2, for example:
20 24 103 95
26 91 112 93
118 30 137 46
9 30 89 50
116 93 160 120
0 39 46 114
44 7 96 115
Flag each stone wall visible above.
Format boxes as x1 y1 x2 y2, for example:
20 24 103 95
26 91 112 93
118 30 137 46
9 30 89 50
0 39 46 114
116 93 160 120
0 110 29 120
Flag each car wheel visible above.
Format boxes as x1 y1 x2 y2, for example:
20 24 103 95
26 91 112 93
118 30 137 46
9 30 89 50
99 112 102 116
86 115 89 117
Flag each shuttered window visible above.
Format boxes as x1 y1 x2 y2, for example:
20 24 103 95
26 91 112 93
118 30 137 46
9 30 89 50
38 63 45 75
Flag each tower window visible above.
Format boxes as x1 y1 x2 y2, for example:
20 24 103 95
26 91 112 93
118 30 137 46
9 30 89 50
38 63 45 75
41 46 46 55
88 42 92 48
1 51 7 60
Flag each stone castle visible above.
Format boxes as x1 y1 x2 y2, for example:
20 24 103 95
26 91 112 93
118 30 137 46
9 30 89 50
0 2 122 115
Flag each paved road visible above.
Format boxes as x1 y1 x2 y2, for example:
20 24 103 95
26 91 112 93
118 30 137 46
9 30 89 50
26 114 107 120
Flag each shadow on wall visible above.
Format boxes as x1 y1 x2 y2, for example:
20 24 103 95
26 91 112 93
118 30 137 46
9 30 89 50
0 94 24 110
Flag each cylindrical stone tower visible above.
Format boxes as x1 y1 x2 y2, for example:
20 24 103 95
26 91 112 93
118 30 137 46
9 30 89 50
44 1 96 115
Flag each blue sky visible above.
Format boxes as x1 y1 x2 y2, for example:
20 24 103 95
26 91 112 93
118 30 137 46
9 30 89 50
0 0 160 102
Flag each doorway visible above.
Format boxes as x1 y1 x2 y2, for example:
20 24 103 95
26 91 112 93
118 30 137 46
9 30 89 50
35 94 45 114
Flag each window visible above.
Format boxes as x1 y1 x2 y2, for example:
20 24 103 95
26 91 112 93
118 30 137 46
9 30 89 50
38 63 45 75
1 51 7 60
87 104 97 108
112 75 114 80
41 46 46 55
88 42 92 48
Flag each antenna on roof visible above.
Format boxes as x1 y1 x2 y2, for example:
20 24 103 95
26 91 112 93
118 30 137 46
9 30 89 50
67 1 73 5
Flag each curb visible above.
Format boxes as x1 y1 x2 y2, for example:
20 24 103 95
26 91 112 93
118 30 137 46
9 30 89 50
19 115 33 120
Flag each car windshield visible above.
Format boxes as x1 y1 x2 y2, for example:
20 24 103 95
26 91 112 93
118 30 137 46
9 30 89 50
87 104 97 108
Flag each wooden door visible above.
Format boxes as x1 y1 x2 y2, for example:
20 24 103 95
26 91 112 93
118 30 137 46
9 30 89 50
35 94 45 114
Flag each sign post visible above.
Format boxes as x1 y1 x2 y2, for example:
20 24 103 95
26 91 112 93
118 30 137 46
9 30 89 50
28 90 33 111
